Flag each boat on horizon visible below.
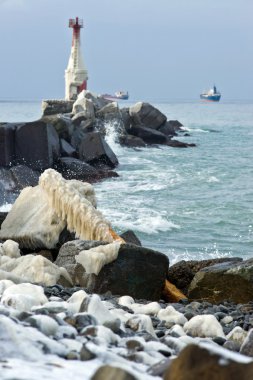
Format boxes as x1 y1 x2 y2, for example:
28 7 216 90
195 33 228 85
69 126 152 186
101 91 129 101
200 85 221 102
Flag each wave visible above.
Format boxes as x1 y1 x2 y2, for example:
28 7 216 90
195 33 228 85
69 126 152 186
0 203 12 212
115 214 180 234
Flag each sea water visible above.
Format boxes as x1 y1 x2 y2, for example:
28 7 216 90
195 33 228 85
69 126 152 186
0 100 252 263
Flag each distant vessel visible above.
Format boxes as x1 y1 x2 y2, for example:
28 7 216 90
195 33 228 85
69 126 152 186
101 91 129 101
200 85 221 102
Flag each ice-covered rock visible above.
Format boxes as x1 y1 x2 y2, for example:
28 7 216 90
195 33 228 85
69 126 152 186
126 314 156 337
0 279 14 295
1 283 47 312
75 242 121 275
26 315 59 336
67 289 89 314
158 306 187 326
184 314 225 338
118 296 161 315
226 326 248 347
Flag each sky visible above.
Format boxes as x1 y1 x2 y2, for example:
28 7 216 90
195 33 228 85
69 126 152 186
0 0 252 101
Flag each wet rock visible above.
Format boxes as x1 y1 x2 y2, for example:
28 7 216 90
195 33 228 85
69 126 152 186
15 121 60 171
119 134 146 148
78 131 118 169
158 120 182 136
10 165 40 189
240 329 253 357
166 139 195 148
128 125 167 145
55 157 98 181
0 212 8 228
188 259 253 304
164 344 253 380
120 230 142 246
0 123 18 166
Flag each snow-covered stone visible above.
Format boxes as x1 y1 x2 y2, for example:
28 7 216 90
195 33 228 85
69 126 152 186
0 279 14 295
1 240 20 258
27 315 59 336
118 295 161 315
1 283 47 312
67 289 88 314
226 326 248 346
184 314 225 338
126 314 156 337
158 305 187 326
83 294 121 328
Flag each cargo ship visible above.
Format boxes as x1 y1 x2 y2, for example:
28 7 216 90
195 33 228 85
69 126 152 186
200 85 221 102
101 91 129 101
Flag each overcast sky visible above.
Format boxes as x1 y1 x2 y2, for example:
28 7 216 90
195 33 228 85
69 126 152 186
0 0 252 101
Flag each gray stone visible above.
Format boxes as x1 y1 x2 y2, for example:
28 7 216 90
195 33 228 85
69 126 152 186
10 165 40 189
78 131 118 169
42 100 74 116
120 230 142 246
56 157 98 181
0 123 17 166
129 102 167 129
188 258 253 304
60 139 76 157
240 329 253 357
15 121 60 171
158 120 183 136
128 125 167 145
119 135 146 148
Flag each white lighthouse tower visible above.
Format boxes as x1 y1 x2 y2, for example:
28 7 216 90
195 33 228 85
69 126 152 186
65 17 88 101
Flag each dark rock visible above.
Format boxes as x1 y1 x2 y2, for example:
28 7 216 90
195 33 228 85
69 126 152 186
119 135 146 148
15 121 60 171
224 340 241 352
0 212 8 228
78 244 169 301
167 258 242 294
121 107 132 131
91 365 137 380
34 250 54 262
164 344 253 380
9 165 40 189
42 115 73 142
78 131 118 169
158 121 181 136
60 139 76 158
120 230 142 246
128 125 167 145
71 111 89 126
166 139 195 148
0 123 17 166
129 102 167 130
188 258 253 304
80 345 96 361
42 100 74 116
55 157 98 181
240 329 253 357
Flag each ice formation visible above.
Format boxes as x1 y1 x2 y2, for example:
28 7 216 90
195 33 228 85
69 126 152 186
118 296 161 315
184 314 225 338
158 305 188 326
75 242 121 275
39 169 114 242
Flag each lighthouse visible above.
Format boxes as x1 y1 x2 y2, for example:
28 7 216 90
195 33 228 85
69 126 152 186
65 17 88 101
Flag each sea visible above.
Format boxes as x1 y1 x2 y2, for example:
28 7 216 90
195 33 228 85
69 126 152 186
0 100 252 264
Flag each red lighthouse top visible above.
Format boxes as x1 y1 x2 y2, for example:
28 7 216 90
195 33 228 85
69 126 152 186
69 17 83 29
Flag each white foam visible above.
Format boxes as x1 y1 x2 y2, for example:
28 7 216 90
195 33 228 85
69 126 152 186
0 203 12 212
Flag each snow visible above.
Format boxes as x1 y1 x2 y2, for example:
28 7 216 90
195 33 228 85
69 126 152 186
158 305 187 326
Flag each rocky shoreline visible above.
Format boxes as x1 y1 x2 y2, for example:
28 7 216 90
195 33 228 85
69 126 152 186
0 92 253 379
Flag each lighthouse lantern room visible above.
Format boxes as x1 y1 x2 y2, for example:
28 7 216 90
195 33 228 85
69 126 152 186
65 17 88 100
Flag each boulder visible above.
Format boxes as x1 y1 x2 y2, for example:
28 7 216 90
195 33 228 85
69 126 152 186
166 139 195 148
75 90 111 111
55 157 98 181
72 98 95 120
91 365 137 380
0 212 7 228
164 344 253 380
167 258 242 294
10 165 40 189
15 121 60 171
42 100 74 116
57 242 169 300
188 258 253 304
60 139 76 158
54 240 108 285
0 185 66 249
120 230 142 246
119 135 146 148
0 123 17 167
42 115 73 142
128 125 167 145
96 102 125 128
158 120 183 136
129 102 167 129
78 131 118 169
